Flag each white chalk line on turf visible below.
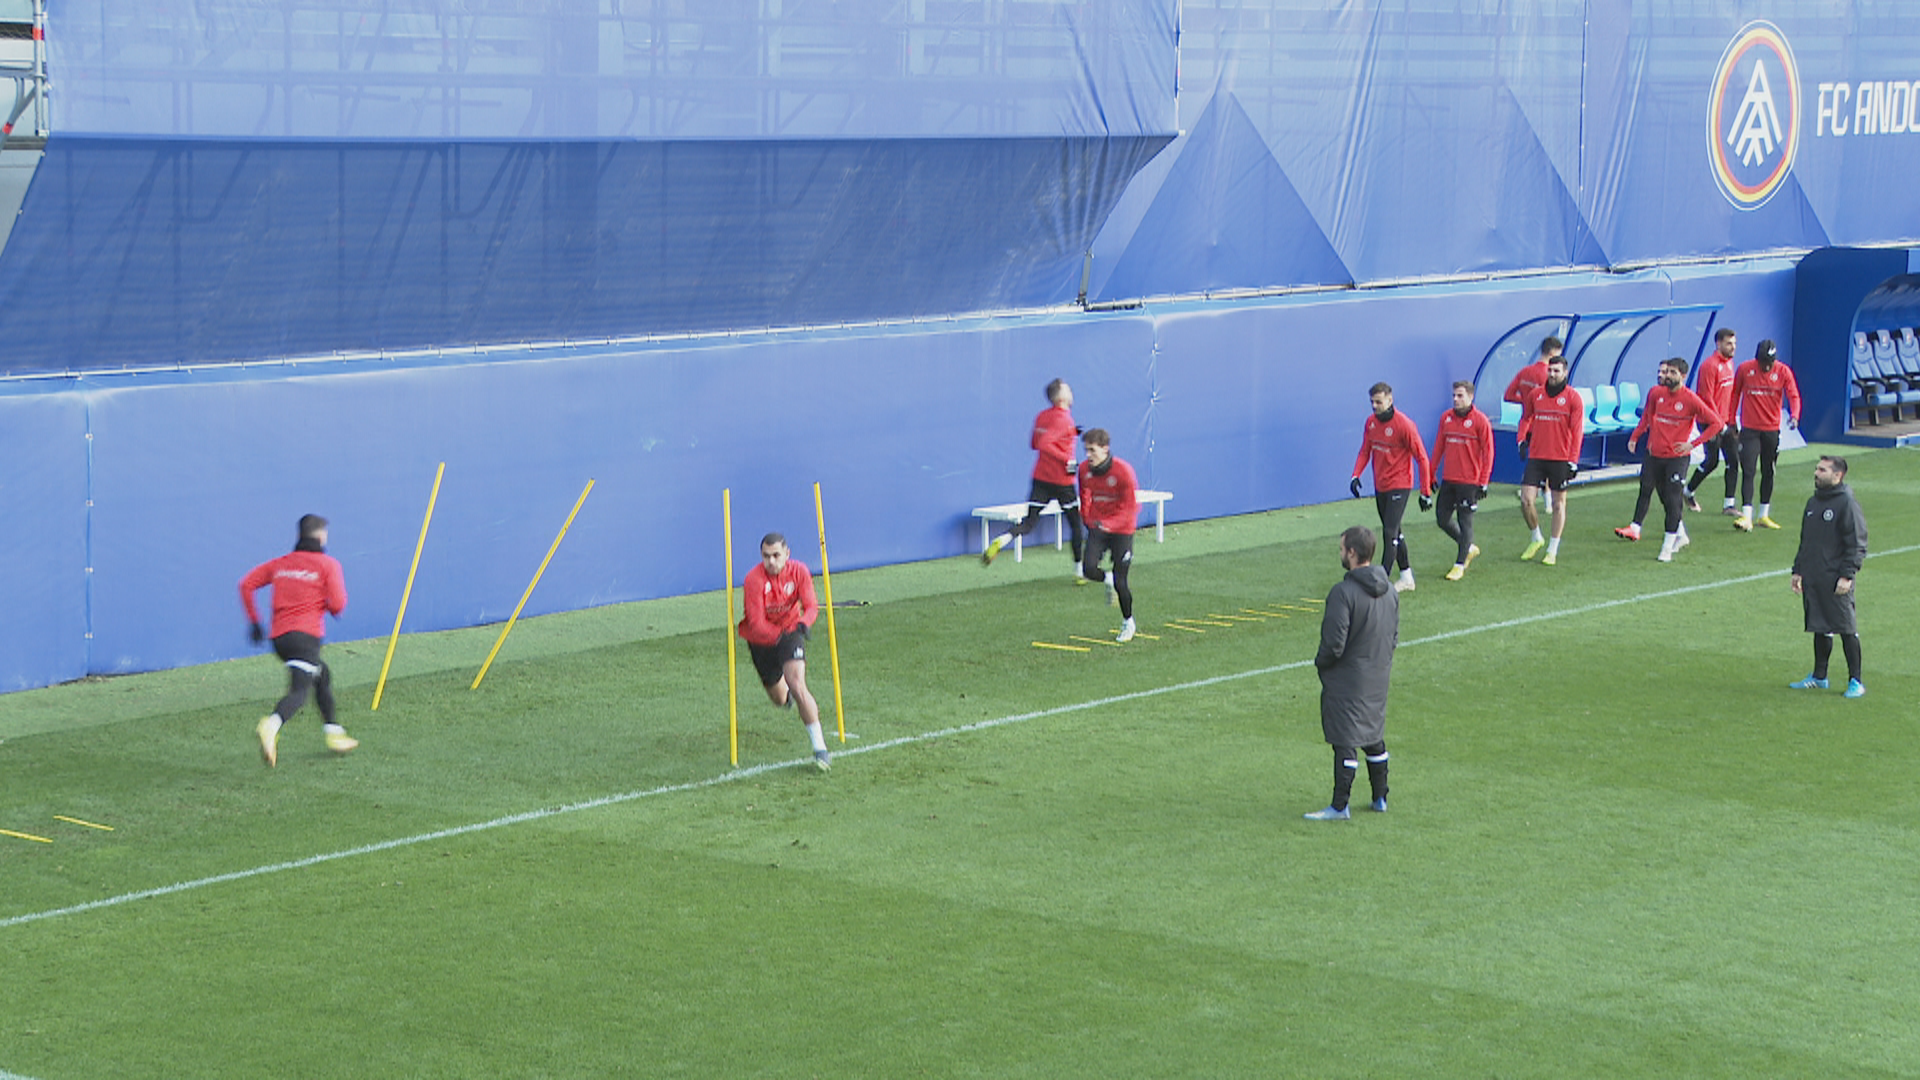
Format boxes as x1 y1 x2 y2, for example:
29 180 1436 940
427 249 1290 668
2 1069 44 1080
6 543 1916 934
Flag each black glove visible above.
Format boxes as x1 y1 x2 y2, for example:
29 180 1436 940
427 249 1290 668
1074 425 1085 436
1567 461 1579 479
248 622 265 645
1349 477 1364 499
1476 486 1489 501
1517 438 1530 459
1418 493 1433 512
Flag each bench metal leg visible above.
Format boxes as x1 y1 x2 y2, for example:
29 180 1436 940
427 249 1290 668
980 518 991 553
1155 500 1165 542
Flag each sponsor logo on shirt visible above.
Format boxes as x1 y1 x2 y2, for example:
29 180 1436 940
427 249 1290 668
275 569 321 583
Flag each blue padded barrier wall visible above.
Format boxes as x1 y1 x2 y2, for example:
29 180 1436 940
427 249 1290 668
0 135 1170 373
0 257 1801 689
79 314 1158 675
0 388 89 690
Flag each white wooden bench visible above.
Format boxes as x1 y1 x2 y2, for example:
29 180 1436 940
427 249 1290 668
972 490 1173 561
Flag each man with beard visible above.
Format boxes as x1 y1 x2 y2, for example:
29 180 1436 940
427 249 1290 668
1304 526 1399 821
1684 327 1742 515
1730 339 1802 532
1615 358 1723 562
1789 456 1869 698
1515 355 1584 565
1348 382 1432 593
1430 381 1494 581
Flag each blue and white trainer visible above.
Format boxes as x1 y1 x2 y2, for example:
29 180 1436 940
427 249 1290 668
1845 679 1866 699
1787 675 1829 690
1369 797 1388 813
1302 806 1350 821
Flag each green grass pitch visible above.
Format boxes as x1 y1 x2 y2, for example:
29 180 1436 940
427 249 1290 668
3 445 1917 1078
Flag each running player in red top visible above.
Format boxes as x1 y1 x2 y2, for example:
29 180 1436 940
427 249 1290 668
1515 355 1584 565
1430 381 1494 581
1350 382 1432 592
1730 339 1802 532
983 378 1083 575
1615 358 1724 562
738 532 832 770
1077 428 1140 643
239 514 354 766
1684 327 1742 515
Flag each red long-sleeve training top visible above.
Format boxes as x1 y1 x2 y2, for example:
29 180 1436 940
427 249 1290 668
738 559 818 646
1030 404 1078 485
1351 411 1432 494
1517 384 1585 464
1504 361 1550 406
1433 406 1495 486
1632 385 1723 460
1078 457 1139 535
1731 359 1801 433
239 550 347 640
1694 352 1736 423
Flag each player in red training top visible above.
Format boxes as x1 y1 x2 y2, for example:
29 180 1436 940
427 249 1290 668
738 533 832 770
1684 327 1742 515
1349 382 1432 593
983 378 1083 575
1515 354 1585 565
1077 428 1140 643
1503 335 1561 410
1730 339 1802 532
1503 335 1562 515
239 514 354 766
1430 381 1494 581
1616 358 1723 562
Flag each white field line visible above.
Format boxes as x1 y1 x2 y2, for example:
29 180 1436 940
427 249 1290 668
5 544 1914 933
2 1070 44 1080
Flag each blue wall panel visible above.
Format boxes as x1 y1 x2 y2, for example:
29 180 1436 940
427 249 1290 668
79 315 1158 676
0 390 89 690
0 259 1800 689
0 135 1169 373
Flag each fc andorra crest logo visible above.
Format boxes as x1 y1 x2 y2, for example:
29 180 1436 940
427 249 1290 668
1708 21 1801 209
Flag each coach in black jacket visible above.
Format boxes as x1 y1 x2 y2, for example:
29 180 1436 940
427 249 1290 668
1789 455 1869 697
1305 525 1400 820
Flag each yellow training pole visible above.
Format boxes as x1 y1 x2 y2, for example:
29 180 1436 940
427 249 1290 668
372 461 445 711
724 488 740 767
813 482 847 742
471 479 595 690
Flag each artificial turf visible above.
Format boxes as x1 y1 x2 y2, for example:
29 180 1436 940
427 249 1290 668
2 444 1916 1078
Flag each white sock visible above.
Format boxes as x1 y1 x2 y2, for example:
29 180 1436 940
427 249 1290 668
1741 505 1753 518
805 721 828 753
1531 527 1545 543
1661 533 1678 552
1723 497 1736 508
1547 537 1561 556
1399 568 1414 581
324 722 346 736
263 714 283 735
1678 523 1689 541
1758 503 1770 519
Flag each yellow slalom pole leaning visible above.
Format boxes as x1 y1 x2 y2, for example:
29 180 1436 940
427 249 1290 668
373 461 445 711
812 481 847 742
724 488 740 768
471 479 595 691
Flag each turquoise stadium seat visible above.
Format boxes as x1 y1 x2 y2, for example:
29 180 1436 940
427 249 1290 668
1616 382 1643 428
1589 384 1624 431
1499 400 1522 426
